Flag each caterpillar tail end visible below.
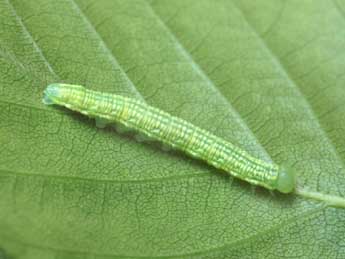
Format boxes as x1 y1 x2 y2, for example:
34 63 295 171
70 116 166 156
42 83 61 105
276 165 296 194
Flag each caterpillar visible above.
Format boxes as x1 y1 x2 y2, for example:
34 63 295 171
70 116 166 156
43 83 296 193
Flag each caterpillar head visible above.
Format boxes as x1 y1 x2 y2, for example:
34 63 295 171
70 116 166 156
276 165 296 193
43 83 62 105
43 83 84 106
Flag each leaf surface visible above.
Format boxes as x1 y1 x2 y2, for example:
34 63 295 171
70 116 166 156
0 0 345 258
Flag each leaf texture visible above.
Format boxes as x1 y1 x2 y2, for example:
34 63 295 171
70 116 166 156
0 0 345 258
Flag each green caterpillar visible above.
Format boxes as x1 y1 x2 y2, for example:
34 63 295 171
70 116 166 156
43 83 296 193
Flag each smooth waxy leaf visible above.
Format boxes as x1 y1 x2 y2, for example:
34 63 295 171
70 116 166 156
1 0 345 258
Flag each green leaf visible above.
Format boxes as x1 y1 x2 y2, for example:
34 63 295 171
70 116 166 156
1 0 345 258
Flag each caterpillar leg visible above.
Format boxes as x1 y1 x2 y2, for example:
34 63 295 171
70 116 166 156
135 133 151 143
114 123 132 134
269 190 276 197
95 118 110 128
161 143 172 152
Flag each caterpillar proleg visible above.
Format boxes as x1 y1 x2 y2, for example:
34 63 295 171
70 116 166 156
43 83 296 193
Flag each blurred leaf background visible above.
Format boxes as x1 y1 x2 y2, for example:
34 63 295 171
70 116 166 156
1 0 345 258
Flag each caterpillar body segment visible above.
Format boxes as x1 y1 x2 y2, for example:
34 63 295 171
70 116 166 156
43 83 296 193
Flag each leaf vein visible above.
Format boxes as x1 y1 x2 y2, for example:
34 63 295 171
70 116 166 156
69 0 144 100
231 1 345 197
0 168 208 185
144 0 272 162
4 0 59 79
